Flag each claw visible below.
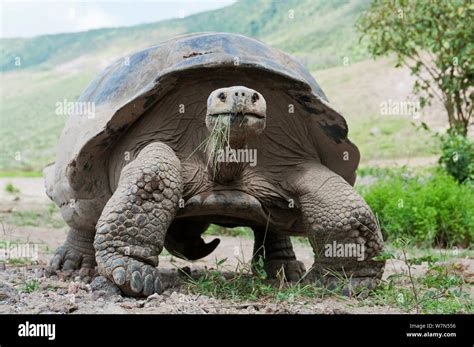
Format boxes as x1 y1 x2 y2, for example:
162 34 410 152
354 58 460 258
131 271 143 293
49 242 96 276
50 246 66 270
143 274 155 296
112 267 126 285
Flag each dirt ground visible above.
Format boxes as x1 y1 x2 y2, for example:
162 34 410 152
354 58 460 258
0 178 472 314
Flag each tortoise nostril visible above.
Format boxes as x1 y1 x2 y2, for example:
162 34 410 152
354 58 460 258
252 93 259 103
218 92 226 102
241 92 245 96
234 92 238 96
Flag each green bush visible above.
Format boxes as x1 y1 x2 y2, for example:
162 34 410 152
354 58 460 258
4 182 20 193
361 172 474 247
438 129 474 183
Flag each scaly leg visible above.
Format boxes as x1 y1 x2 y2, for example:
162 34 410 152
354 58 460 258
94 142 182 296
292 163 385 293
50 228 96 277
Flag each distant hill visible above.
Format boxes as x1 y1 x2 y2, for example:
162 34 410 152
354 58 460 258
0 0 370 72
0 0 443 172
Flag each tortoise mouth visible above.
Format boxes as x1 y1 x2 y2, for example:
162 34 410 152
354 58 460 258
205 112 266 135
207 112 266 120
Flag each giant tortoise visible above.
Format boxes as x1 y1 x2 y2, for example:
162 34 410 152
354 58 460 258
44 32 385 296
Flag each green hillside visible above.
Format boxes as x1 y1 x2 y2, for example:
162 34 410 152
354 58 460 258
0 0 370 72
0 0 441 172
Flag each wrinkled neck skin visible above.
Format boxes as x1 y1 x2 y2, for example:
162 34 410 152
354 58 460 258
205 133 249 184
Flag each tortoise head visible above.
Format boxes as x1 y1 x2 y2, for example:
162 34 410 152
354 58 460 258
206 86 266 144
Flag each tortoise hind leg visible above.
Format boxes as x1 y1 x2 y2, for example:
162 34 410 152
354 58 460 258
294 164 385 294
50 228 96 277
94 142 182 296
252 226 306 282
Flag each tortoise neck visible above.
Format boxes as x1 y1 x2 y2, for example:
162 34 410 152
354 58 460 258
206 139 252 184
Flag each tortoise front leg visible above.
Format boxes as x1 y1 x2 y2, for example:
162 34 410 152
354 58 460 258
291 163 385 293
94 142 182 296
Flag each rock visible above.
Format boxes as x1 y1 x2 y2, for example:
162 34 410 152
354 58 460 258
44 267 55 277
0 282 18 302
146 293 161 301
41 279 69 291
47 291 58 298
296 307 316 314
90 276 121 298
333 308 349 314
370 127 381 136
66 294 76 304
58 270 75 281
109 294 123 303
47 302 78 313
120 302 136 309
0 263 6 271
34 268 44 279
68 282 82 294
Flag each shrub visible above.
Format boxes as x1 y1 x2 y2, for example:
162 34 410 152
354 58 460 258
4 182 20 193
361 172 474 247
438 129 474 183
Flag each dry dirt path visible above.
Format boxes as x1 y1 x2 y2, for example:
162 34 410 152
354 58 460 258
0 178 471 314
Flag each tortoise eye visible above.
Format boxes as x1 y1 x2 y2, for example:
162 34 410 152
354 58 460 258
252 93 259 103
218 92 226 102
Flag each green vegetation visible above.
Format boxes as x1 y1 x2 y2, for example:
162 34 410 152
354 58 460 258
358 0 473 135
347 116 438 161
3 257 32 266
438 129 474 183
357 165 412 178
186 242 472 313
186 256 334 301
0 69 96 170
0 203 66 229
1 0 449 171
360 171 473 247
205 224 252 238
314 58 440 163
365 240 473 314
1 0 371 72
22 279 40 293
4 182 20 194
0 171 42 177
0 0 377 171
191 114 231 178
183 0 371 69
